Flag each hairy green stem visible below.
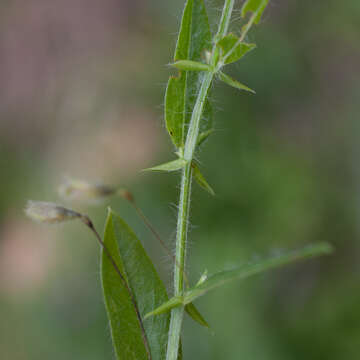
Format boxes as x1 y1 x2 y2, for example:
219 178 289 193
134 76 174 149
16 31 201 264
166 163 192 360
166 1 235 359
215 0 235 42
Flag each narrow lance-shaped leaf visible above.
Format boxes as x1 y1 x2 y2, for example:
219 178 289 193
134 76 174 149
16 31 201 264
241 0 270 24
143 158 187 172
218 33 256 65
172 60 211 72
165 0 212 149
185 303 210 328
192 161 215 195
218 71 255 94
197 128 214 147
102 209 172 360
145 242 334 317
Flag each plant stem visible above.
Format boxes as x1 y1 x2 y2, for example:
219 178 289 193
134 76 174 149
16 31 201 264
215 0 235 42
166 1 235 359
166 163 192 360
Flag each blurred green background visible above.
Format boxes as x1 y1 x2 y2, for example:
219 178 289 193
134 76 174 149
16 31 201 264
1 0 360 359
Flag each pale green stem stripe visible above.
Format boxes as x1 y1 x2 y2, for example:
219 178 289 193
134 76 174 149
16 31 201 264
215 0 235 41
166 0 236 359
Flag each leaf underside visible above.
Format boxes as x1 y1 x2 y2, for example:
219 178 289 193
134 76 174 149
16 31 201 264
101 209 172 360
165 0 212 149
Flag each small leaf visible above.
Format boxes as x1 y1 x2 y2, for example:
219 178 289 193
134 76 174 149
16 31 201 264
146 243 333 317
102 210 171 360
218 72 255 94
144 158 187 172
165 0 212 149
144 296 184 319
192 162 215 195
196 269 208 286
185 303 210 328
165 76 186 149
241 0 270 24
172 60 211 72
197 129 214 147
218 33 256 65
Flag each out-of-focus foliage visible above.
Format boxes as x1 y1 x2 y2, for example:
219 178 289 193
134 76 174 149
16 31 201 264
0 0 360 359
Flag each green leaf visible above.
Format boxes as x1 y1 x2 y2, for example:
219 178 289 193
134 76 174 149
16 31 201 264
165 0 212 149
218 71 255 94
192 162 215 195
144 158 187 172
145 296 184 319
218 33 256 65
241 0 269 24
165 76 186 149
185 303 210 328
145 243 333 317
102 209 171 360
172 60 211 72
197 128 214 147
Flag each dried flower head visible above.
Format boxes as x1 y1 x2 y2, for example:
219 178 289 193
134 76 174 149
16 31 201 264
58 178 117 202
25 201 82 224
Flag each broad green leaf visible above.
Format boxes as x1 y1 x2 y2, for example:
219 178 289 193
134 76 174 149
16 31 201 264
144 158 187 172
218 71 255 94
218 33 256 65
172 60 211 72
192 162 215 195
165 0 212 149
102 209 171 360
185 303 210 328
145 243 333 317
241 0 269 24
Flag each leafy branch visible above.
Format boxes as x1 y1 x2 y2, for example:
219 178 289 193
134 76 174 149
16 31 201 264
25 1 335 359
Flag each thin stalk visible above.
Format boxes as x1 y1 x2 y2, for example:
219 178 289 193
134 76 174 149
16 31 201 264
215 0 235 42
166 1 235 359
118 189 190 287
131 200 190 288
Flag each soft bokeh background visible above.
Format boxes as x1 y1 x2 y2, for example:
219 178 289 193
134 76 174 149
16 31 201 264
1 0 360 359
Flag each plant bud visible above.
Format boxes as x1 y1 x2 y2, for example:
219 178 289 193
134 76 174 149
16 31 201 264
59 178 117 202
25 201 82 224
203 50 212 64
196 269 208 286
